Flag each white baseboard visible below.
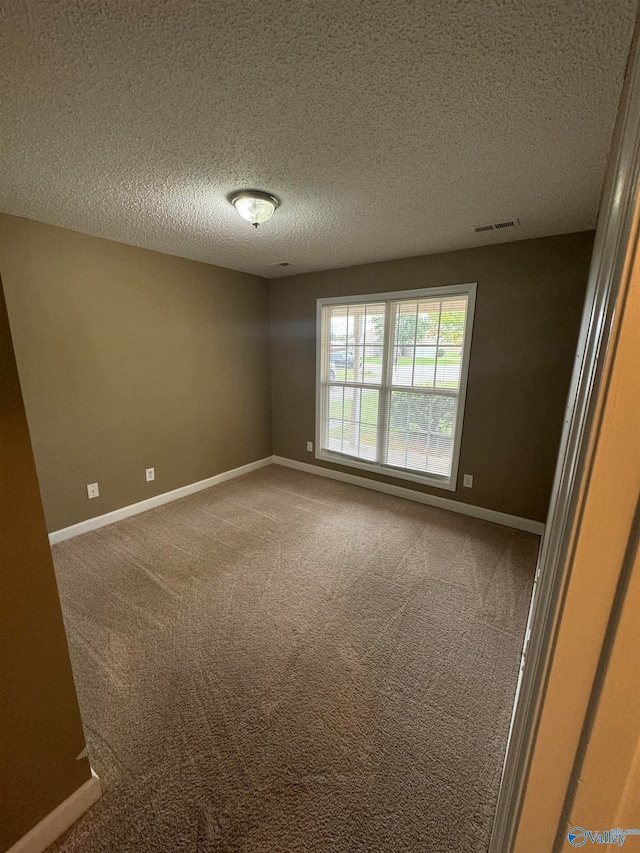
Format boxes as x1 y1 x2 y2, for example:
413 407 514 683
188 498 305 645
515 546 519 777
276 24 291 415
6 773 102 853
273 456 545 536
49 456 274 544
48 454 544 543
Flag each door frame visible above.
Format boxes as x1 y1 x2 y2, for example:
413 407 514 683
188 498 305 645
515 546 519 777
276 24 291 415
488 16 640 853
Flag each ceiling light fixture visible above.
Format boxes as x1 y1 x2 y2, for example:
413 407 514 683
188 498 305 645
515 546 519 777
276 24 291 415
230 190 279 228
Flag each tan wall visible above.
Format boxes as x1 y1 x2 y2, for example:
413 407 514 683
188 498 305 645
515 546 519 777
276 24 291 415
565 540 640 844
270 232 594 522
0 214 272 533
0 277 91 850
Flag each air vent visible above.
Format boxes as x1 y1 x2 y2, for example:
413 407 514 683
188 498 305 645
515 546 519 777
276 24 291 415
474 218 520 233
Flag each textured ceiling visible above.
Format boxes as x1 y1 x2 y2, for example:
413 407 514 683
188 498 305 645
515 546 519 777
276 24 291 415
0 1 636 278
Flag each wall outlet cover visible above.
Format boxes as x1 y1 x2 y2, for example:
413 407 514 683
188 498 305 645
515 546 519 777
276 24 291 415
87 482 99 499
463 474 473 488
146 467 155 482
306 441 313 452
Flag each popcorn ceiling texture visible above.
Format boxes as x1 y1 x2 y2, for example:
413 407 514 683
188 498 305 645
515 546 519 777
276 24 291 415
0 0 635 278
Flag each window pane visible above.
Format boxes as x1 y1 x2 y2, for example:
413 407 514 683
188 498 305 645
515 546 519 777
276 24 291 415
326 385 345 453
325 302 383 384
391 298 442 387
388 295 468 397
330 306 348 355
349 303 385 385
435 346 463 388
329 350 350 382
392 346 413 386
416 300 441 343
394 300 418 350
326 305 347 382
413 345 437 386
427 429 456 477
386 430 409 469
327 418 344 454
364 303 385 346
362 346 383 383
438 298 467 347
392 299 440 347
357 423 378 461
324 386 379 461
386 392 456 477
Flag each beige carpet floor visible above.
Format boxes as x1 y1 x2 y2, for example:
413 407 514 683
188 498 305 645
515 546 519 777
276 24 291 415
49 464 537 853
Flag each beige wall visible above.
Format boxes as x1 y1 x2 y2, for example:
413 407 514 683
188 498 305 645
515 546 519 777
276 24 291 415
0 214 272 532
270 232 593 522
0 216 592 530
0 277 92 850
565 541 640 844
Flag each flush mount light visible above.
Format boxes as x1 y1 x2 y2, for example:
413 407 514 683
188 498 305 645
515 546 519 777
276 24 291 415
230 190 279 228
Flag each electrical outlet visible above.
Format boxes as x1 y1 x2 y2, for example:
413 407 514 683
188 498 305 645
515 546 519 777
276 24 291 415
146 467 155 482
87 482 99 499
306 441 313 452
463 474 473 488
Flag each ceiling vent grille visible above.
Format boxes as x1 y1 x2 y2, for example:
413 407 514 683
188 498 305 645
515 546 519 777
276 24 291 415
474 218 520 233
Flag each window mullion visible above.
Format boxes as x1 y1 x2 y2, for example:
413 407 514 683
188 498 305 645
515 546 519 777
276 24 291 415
378 301 395 465
411 303 419 387
432 301 443 389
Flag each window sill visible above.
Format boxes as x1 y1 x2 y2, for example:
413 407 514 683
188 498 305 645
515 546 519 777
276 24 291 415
315 449 457 492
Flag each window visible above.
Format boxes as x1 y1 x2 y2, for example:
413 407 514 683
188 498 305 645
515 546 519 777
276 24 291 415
316 284 475 490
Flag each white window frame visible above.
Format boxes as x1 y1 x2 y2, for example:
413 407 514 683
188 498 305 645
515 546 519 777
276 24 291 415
315 283 476 491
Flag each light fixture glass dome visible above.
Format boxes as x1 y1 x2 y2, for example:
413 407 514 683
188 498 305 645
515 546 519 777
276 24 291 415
231 190 279 227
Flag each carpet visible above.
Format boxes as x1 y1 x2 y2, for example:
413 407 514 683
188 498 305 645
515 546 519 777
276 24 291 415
49 464 537 852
